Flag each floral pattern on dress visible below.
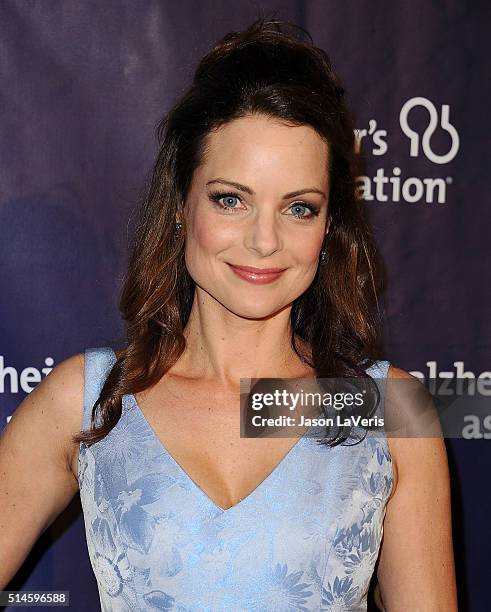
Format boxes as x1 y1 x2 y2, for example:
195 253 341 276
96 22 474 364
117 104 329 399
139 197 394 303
320 431 393 610
241 563 314 611
321 576 360 610
79 348 393 611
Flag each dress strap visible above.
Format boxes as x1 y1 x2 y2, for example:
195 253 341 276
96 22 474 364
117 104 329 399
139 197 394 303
365 359 392 421
82 347 118 432
369 358 391 379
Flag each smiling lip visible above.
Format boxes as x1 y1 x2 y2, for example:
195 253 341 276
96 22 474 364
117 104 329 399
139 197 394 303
227 263 287 284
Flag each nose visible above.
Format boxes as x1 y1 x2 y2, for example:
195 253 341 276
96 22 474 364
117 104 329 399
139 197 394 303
244 208 282 258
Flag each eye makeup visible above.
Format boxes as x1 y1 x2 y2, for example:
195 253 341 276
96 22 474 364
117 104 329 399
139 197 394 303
207 190 321 221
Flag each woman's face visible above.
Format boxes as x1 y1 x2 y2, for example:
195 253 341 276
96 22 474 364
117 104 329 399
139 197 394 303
182 114 330 319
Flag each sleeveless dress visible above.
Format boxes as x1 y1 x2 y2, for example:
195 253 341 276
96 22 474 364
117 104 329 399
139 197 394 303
78 347 394 612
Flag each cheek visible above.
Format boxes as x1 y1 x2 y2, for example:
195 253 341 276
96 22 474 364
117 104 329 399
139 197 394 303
189 205 238 254
185 215 237 280
289 233 324 265
188 219 234 255
194 222 217 253
188 212 221 255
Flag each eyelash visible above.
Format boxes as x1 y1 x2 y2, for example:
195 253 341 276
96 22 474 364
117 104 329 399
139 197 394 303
208 191 320 221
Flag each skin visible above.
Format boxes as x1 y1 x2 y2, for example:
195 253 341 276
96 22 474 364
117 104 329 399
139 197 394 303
0 114 457 610
376 368 458 611
175 114 330 383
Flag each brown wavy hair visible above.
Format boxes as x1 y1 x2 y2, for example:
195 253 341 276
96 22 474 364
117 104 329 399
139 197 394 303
73 17 385 449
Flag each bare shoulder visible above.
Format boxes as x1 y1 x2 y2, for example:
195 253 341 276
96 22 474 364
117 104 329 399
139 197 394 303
387 364 414 380
377 365 456 608
385 365 447 500
42 352 86 473
3 351 86 478
30 351 85 428
0 352 86 585
385 365 413 498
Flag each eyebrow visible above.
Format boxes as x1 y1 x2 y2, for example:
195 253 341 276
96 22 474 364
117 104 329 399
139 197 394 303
206 178 327 200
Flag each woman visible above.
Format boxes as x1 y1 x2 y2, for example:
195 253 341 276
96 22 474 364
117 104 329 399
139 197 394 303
0 18 457 611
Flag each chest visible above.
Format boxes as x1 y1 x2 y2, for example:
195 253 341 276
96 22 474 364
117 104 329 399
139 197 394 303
76 348 394 610
129 381 310 512
77 409 393 612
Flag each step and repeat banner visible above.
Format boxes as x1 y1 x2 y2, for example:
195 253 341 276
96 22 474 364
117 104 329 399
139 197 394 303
0 2 488 611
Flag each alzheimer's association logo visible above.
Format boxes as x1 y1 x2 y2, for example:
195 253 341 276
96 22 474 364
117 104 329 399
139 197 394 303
400 96 460 164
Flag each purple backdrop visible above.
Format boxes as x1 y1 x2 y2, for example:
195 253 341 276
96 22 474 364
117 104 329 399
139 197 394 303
0 2 489 610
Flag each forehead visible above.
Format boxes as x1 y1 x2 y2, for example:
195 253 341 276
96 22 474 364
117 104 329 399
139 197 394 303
198 115 329 190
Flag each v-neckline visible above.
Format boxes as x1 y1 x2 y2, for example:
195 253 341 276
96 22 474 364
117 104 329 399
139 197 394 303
124 390 313 515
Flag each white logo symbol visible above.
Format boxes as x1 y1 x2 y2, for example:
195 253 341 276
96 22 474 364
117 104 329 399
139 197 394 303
400 96 459 164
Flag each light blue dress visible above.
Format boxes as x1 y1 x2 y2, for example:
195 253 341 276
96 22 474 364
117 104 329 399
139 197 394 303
78 347 393 611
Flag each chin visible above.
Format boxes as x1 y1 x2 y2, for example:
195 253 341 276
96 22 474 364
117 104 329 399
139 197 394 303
224 299 290 320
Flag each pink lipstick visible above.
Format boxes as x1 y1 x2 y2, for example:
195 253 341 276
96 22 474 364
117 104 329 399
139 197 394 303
227 263 286 285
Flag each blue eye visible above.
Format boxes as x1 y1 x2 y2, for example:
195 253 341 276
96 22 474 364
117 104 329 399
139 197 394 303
289 202 319 220
208 190 320 221
209 191 242 212
290 203 310 217
221 195 240 208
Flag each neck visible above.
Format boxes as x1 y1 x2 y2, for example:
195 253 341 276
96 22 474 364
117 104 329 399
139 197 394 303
171 288 312 387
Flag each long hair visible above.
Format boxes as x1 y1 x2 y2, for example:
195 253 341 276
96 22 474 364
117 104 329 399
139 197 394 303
73 17 385 448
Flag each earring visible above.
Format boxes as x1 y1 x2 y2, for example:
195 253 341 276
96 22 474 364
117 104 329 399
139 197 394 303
320 249 327 264
174 221 182 240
